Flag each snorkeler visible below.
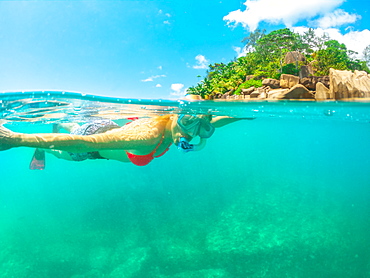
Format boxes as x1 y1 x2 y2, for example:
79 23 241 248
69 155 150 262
0 114 243 169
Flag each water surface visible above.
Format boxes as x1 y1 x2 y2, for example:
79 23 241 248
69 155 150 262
0 92 369 278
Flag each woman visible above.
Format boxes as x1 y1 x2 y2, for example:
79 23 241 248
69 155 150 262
0 114 243 168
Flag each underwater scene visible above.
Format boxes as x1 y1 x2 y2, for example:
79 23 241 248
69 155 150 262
0 92 369 278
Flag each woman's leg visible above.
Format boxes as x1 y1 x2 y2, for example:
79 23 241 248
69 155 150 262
29 123 80 169
44 149 74 160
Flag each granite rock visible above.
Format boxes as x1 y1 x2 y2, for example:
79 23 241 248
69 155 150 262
241 86 256 95
315 82 332 100
280 74 300 89
278 84 314 99
299 65 313 79
330 69 370 99
284 51 306 64
267 89 289 99
262 78 280 89
300 76 330 90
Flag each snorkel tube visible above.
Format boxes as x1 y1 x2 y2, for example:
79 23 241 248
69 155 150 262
176 137 207 153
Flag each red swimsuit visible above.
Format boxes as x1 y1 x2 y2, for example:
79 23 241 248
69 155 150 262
125 118 171 166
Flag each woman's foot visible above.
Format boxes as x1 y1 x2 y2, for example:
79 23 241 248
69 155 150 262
29 149 46 170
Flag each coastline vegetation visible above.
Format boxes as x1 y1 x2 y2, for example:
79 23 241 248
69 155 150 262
188 28 370 99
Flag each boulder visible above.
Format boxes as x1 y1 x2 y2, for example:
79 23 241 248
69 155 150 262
315 82 331 100
258 91 267 99
232 95 244 100
226 94 244 100
262 78 280 89
320 76 331 88
184 94 202 100
300 76 330 90
249 91 261 98
284 51 306 64
278 84 314 99
354 71 370 97
220 93 228 99
260 85 271 92
267 89 289 99
221 90 234 99
245 75 255 81
250 86 269 98
280 74 299 89
241 86 255 95
299 65 313 79
330 69 370 99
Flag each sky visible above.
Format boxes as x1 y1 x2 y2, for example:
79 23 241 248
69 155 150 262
0 0 369 99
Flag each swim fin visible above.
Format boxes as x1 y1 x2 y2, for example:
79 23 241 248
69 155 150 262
29 148 46 170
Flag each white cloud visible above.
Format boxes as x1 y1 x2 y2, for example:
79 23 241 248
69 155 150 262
159 10 171 17
141 74 166 82
159 10 171 24
156 84 162 88
292 27 370 58
233 46 248 58
224 0 345 31
170 83 186 96
311 9 361 29
193 54 209 69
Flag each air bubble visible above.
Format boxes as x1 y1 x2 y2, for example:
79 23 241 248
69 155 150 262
324 110 335 116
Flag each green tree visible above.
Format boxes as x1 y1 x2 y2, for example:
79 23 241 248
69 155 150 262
313 40 349 75
254 28 302 74
187 28 369 98
241 28 266 53
299 28 316 54
300 28 329 53
364 45 370 68
313 40 369 75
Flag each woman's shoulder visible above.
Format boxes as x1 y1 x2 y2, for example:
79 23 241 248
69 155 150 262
127 115 172 129
106 115 173 141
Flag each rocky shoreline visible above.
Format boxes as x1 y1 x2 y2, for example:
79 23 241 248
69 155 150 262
188 69 370 101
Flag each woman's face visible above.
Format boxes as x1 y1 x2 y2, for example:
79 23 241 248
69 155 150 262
170 115 190 145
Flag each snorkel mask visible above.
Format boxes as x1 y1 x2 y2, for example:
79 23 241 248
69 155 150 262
177 114 215 139
176 114 214 152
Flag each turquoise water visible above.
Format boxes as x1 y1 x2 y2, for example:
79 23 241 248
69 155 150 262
0 92 369 277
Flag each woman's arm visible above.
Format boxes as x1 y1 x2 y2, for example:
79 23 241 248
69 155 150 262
0 116 170 153
210 116 255 128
